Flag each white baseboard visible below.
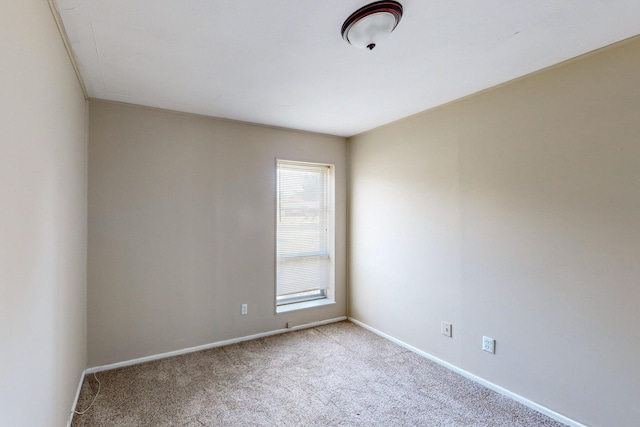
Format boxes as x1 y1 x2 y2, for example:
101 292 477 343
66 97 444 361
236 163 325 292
86 316 347 374
348 317 587 427
67 369 86 427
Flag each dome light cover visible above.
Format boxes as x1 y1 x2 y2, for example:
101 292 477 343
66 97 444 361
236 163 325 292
341 1 403 50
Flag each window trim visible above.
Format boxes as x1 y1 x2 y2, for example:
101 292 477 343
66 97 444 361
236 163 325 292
275 159 335 313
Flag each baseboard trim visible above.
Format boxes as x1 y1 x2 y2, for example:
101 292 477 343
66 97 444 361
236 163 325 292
86 316 347 374
348 317 587 427
67 369 86 427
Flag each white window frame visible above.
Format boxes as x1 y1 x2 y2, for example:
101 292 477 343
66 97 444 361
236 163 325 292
275 159 335 313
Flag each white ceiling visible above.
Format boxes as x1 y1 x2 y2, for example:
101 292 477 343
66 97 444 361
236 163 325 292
55 0 640 137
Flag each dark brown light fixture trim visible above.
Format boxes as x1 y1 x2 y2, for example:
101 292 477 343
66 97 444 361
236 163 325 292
341 1 403 50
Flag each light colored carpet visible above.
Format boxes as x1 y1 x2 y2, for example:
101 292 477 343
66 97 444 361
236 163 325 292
72 321 566 426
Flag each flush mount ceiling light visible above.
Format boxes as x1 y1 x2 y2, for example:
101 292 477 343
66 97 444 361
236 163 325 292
341 1 403 50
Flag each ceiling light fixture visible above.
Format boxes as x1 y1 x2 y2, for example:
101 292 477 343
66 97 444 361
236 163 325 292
341 1 403 51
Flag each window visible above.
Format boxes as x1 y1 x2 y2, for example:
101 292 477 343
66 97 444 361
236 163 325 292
276 160 334 308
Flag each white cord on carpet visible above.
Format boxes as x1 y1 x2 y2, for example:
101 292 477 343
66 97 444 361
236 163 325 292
74 373 101 415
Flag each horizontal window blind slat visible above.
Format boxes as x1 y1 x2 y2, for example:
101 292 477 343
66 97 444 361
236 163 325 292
278 252 329 260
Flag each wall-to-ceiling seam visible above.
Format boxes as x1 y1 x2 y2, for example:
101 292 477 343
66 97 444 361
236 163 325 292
47 0 89 99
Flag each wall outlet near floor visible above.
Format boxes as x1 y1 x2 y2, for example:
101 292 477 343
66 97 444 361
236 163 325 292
482 336 495 353
241 303 248 315
441 321 452 337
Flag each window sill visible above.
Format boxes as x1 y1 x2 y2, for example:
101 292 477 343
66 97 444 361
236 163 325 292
276 298 335 314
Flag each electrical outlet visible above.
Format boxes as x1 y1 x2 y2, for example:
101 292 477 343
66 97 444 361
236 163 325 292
441 321 452 337
241 304 248 315
482 336 495 353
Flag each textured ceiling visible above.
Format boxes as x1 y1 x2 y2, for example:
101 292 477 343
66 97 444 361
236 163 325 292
56 0 640 136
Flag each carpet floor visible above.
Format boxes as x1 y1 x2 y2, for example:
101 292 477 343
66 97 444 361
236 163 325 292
72 321 567 426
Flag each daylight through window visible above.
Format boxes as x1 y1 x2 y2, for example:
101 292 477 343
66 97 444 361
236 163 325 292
276 160 334 306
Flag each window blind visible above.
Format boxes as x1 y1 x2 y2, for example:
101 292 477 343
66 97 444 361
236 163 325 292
276 160 331 304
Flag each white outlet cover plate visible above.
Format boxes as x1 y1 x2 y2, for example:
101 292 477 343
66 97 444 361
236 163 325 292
482 336 495 353
441 321 452 337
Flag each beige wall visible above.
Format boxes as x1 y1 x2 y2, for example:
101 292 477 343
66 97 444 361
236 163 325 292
349 37 640 427
87 101 347 367
0 2 88 427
